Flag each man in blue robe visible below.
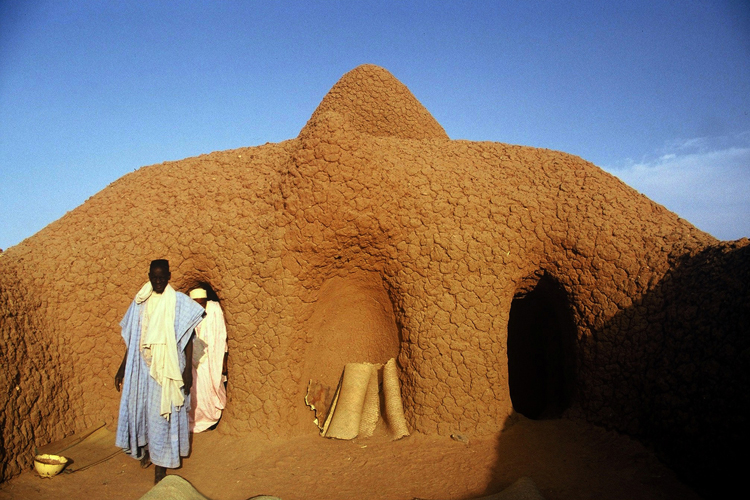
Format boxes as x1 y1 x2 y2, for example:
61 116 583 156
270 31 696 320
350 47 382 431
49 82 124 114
114 259 204 483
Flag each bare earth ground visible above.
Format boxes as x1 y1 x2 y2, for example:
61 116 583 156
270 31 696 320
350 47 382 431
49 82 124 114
0 417 699 500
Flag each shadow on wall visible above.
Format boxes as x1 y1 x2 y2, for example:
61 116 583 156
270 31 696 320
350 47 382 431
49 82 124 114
580 240 750 500
507 274 577 420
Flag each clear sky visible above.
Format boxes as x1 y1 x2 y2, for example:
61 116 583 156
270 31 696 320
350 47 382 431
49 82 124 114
1 0 748 250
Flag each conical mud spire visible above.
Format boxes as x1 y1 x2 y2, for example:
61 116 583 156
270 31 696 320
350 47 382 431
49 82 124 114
299 64 449 141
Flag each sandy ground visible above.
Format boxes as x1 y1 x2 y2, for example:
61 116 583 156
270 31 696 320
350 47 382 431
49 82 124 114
0 417 699 500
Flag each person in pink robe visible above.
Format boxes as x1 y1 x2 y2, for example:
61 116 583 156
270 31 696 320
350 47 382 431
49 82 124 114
188 288 227 432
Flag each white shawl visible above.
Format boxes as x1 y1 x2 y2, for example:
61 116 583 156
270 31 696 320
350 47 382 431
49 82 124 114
137 282 184 420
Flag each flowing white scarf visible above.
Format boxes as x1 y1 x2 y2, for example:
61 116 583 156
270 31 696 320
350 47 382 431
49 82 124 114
136 282 184 420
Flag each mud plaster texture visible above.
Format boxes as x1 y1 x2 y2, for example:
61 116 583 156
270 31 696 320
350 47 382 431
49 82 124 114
1 65 748 495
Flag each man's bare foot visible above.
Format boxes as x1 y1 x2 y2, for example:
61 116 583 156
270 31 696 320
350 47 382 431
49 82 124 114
154 465 167 484
140 450 151 469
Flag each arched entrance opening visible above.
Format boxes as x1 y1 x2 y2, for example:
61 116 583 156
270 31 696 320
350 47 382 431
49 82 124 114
299 270 402 433
190 282 226 381
184 281 229 432
507 274 576 419
302 270 401 388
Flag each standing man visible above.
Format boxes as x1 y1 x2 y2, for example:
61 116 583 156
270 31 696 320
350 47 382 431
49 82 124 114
114 259 205 483
188 288 228 432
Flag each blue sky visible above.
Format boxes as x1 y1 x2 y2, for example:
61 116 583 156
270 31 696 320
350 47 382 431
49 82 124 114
1 0 748 250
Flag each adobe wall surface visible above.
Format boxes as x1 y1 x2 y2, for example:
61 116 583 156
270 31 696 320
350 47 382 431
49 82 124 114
1 65 747 487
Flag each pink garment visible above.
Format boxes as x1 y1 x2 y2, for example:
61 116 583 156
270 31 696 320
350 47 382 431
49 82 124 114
189 301 227 432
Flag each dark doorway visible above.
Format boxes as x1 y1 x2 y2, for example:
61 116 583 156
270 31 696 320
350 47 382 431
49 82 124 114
507 275 576 419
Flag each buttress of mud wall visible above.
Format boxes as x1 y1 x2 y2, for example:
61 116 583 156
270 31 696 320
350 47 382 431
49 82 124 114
0 271 70 481
507 275 577 419
299 270 401 429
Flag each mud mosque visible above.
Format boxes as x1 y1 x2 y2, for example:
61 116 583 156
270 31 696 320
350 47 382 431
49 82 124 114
1 65 747 493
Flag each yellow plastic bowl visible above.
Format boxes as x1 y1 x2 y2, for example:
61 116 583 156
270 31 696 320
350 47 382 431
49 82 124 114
33 454 68 478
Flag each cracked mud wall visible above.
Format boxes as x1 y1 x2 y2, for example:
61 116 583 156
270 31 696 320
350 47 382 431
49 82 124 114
1 65 747 488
